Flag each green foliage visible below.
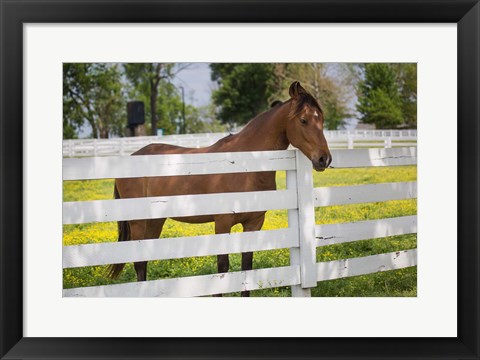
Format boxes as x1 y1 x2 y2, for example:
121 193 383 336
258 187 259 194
63 122 78 140
356 63 416 129
63 165 417 297
124 63 179 135
275 63 353 130
210 63 277 126
394 63 417 128
184 104 227 134
124 64 219 135
356 64 403 129
156 82 183 135
210 63 353 130
210 63 355 130
63 63 125 138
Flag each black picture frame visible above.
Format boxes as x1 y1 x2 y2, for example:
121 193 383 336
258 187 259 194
1 1 479 359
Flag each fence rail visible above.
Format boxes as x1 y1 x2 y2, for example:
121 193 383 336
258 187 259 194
63 130 417 157
63 265 300 297
63 190 297 224
63 228 298 269
63 147 417 297
315 215 417 247
63 150 297 180
316 249 417 282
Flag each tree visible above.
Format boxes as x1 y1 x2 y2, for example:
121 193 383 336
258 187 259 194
210 63 277 126
393 63 417 128
124 63 189 135
184 104 227 134
155 81 181 135
356 64 404 129
274 63 352 130
63 63 125 138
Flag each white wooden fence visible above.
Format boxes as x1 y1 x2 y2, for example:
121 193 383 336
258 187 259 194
63 130 417 157
325 129 417 138
62 147 417 297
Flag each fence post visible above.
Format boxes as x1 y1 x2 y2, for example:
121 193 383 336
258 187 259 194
286 169 311 297
119 138 125 156
347 135 354 149
385 137 392 148
287 150 318 296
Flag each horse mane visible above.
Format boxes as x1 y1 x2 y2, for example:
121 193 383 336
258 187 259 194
213 132 235 146
292 92 323 117
216 90 323 145
270 100 283 108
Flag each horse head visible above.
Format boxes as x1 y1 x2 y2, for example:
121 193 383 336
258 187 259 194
285 81 332 171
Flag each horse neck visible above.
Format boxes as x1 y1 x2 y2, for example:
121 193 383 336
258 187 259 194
234 102 291 151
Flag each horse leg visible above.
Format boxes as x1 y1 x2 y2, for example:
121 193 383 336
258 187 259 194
131 218 166 282
241 213 266 297
213 215 234 297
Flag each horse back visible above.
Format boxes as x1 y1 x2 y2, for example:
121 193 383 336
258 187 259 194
132 143 202 156
115 141 276 201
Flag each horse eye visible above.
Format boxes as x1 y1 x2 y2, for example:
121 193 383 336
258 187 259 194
300 118 308 125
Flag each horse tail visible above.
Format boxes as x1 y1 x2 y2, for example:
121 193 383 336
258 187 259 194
106 183 129 279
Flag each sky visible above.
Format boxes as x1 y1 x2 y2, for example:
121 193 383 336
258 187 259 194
172 63 214 108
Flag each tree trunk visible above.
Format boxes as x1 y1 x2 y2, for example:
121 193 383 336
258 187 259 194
89 120 98 139
149 64 164 136
150 87 158 136
99 128 109 138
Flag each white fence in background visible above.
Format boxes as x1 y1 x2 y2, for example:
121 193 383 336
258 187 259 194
63 130 417 157
62 147 417 297
325 129 417 138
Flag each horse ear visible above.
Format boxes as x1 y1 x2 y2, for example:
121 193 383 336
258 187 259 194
289 81 307 99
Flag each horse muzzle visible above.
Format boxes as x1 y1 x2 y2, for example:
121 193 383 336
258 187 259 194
312 153 332 172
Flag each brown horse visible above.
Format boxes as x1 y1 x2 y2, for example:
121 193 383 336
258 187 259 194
108 81 331 296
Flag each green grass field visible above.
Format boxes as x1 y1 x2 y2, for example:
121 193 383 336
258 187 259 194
63 166 417 297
